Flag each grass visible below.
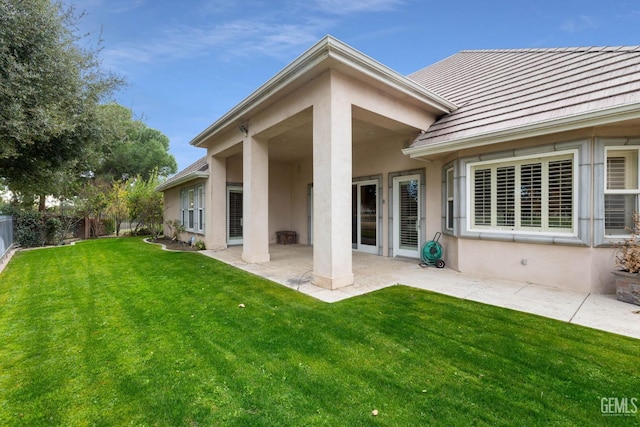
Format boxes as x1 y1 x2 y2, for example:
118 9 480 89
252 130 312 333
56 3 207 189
0 238 638 426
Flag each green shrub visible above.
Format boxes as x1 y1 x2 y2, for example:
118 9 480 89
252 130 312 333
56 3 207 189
14 210 44 247
45 216 63 246
195 240 206 250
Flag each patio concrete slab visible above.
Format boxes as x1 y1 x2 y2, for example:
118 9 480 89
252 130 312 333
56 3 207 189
200 244 640 340
571 294 640 338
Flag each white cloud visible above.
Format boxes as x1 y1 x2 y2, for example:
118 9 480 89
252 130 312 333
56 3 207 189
103 17 324 71
101 0 407 71
560 15 598 33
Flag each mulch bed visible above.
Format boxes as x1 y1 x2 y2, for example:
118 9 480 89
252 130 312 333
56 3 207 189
149 237 198 252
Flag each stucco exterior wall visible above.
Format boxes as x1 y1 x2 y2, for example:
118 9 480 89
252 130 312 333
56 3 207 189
164 104 636 295
162 187 180 238
269 160 293 243
217 136 440 255
161 178 207 243
456 240 617 293
281 136 438 256
226 156 242 183
289 157 313 244
207 67 440 260
431 126 640 294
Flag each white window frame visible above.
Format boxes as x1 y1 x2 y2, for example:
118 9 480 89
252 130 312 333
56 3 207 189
445 167 454 232
188 189 195 229
604 146 640 238
467 150 578 236
180 189 187 227
197 185 205 232
180 183 205 233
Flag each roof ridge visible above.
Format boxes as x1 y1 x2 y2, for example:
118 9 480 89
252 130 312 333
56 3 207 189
459 46 640 54
156 156 209 192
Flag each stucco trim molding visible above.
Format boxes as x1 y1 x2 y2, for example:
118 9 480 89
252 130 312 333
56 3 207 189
155 172 209 192
190 36 456 148
404 103 640 159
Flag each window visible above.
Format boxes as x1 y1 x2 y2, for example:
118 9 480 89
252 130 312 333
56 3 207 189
180 184 205 232
445 168 454 230
605 148 640 236
469 153 575 233
180 190 187 226
197 185 204 232
188 189 195 229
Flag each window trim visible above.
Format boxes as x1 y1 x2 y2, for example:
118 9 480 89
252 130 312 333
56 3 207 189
603 145 640 239
445 166 454 232
197 185 205 232
180 183 205 233
467 151 577 235
457 140 589 247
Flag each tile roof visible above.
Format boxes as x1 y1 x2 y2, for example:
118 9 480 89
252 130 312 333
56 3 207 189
408 46 640 150
155 156 208 192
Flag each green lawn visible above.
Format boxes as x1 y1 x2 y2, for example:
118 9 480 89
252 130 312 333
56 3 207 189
0 238 638 426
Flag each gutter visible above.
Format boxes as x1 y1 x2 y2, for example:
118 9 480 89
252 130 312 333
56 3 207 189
403 103 640 158
155 171 209 192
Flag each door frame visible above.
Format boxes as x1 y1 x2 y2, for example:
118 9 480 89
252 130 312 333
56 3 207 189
227 185 243 245
390 171 425 258
308 176 382 254
353 179 380 254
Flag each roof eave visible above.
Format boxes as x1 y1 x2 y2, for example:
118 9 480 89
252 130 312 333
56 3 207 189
156 171 209 192
403 103 640 158
191 35 456 148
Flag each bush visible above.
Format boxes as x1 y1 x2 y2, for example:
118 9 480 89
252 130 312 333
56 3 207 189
45 216 63 246
14 210 44 247
9 208 80 247
195 240 206 250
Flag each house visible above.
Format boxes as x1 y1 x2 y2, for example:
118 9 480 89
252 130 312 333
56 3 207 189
157 36 640 294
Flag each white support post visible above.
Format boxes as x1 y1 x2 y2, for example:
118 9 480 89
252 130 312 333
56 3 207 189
241 135 270 263
311 72 354 289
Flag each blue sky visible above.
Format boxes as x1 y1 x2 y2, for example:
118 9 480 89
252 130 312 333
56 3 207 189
64 0 640 172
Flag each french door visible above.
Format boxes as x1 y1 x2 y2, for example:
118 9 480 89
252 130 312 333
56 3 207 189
308 181 379 253
227 186 243 245
352 181 379 254
393 175 421 258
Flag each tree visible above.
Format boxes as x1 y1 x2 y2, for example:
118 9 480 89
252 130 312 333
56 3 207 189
96 104 177 181
76 177 110 238
107 179 129 236
0 0 122 206
127 170 163 238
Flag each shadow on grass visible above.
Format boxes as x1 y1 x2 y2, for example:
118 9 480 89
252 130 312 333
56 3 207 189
0 238 638 425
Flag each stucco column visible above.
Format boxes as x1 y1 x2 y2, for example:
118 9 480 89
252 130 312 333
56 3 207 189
241 135 270 263
207 155 227 250
312 74 354 289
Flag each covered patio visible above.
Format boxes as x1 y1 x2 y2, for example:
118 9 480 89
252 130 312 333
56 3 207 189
200 244 640 340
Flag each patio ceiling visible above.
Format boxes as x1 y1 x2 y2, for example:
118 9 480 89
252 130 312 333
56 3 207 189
264 106 420 162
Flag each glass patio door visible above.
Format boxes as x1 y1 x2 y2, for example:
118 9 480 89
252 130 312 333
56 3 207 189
227 186 243 245
393 175 421 258
352 181 378 254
